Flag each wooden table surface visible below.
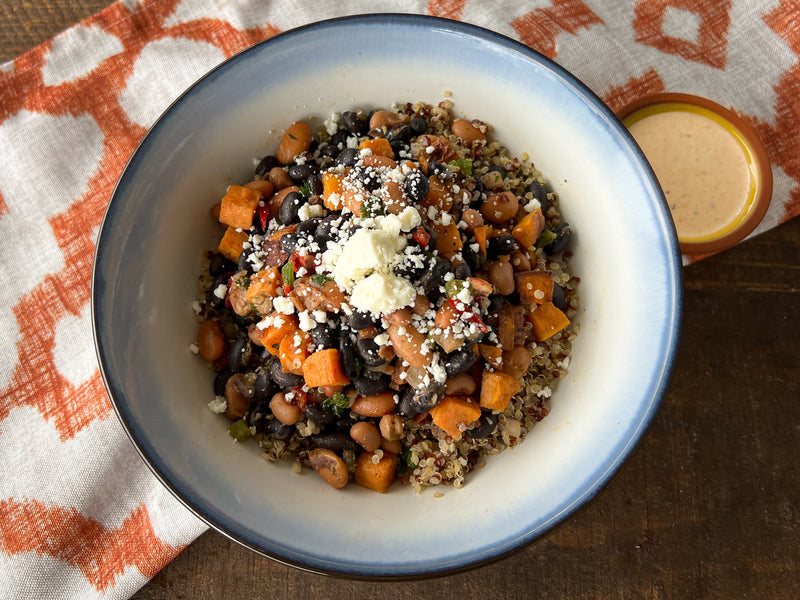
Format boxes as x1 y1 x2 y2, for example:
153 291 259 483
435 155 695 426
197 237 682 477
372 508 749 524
3 2 799 598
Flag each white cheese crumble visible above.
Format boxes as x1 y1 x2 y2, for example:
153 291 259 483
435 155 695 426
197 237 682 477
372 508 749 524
208 396 227 414
349 272 416 314
213 284 227 299
273 296 295 315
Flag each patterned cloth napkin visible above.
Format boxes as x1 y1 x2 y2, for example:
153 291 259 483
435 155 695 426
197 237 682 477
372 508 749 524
0 0 797 597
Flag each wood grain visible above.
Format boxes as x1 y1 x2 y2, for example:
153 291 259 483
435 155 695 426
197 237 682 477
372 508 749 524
2 2 798 599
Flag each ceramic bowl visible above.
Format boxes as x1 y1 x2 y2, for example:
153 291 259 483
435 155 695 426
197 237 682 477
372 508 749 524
93 14 682 578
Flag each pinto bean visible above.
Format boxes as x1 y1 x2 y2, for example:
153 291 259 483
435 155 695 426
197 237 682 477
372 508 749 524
307 448 349 489
481 191 519 223
268 166 293 190
510 250 531 272
444 373 477 396
369 110 408 131
500 345 533 378
488 259 516 295
451 118 486 144
379 414 404 441
460 208 484 232
276 121 312 164
197 319 226 362
243 179 275 198
351 391 397 417
386 309 432 368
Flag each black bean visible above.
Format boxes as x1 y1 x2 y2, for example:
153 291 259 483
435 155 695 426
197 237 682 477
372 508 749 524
329 130 349 147
332 414 356 432
304 404 337 426
488 235 516 258
390 140 409 158
269 360 303 389
486 165 507 180
528 179 549 212
253 370 274 401
213 369 232 396
209 253 235 277
246 398 270 433
335 147 358 167
487 294 506 313
444 348 478 377
394 250 427 282
207 273 229 308
342 110 368 135
404 171 429 204
305 174 323 196
348 310 375 330
279 191 304 225
338 334 361 380
227 332 251 373
552 282 567 311
311 432 357 451
279 232 300 255
462 242 484 273
397 384 444 418
318 143 339 159
350 165 382 192
427 160 450 179
254 155 279 179
386 124 412 143
544 223 571 255
408 116 428 135
296 217 321 237
310 322 337 349
353 370 390 396
419 258 450 294
287 163 315 182
237 249 254 273
453 262 471 280
464 413 498 439
355 338 385 367
267 417 294 441
314 216 338 247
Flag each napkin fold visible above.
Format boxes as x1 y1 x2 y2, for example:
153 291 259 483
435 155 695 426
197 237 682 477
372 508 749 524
1 0 797 598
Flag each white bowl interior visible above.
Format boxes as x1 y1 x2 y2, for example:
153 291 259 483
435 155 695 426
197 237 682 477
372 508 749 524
94 16 680 576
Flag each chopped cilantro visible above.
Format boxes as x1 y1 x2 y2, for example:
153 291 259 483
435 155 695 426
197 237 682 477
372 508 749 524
360 199 385 219
449 158 473 176
401 448 416 469
322 391 349 417
298 183 312 197
281 262 295 286
311 273 332 286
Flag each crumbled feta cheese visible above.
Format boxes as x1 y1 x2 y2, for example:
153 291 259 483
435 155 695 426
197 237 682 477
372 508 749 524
213 284 227 299
188 343 199 354
350 272 416 314
208 396 227 414
524 198 542 212
192 300 202 314
298 203 324 221
273 296 295 315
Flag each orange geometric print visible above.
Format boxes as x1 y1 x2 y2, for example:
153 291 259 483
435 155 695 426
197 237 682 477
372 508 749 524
758 3 800 220
426 0 467 20
632 0 733 69
510 0 604 59
0 0 281 440
0 498 184 592
602 67 665 113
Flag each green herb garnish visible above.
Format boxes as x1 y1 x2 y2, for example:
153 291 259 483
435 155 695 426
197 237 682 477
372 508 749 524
281 262 295 286
401 448 416 469
322 391 349 417
311 273 333 286
298 183 312 197
449 158 473 176
360 199 386 219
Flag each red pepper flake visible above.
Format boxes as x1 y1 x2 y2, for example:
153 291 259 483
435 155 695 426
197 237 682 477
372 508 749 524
283 283 292 295
291 250 316 274
257 204 270 231
412 226 431 248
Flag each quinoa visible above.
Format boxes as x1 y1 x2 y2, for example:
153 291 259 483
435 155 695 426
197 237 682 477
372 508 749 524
193 100 579 493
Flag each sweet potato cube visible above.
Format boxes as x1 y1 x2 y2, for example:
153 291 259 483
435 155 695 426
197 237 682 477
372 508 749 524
358 137 395 159
529 301 570 342
303 348 351 388
321 172 344 210
217 227 250 262
516 270 554 305
429 395 483 439
479 370 522 412
247 267 282 304
256 313 299 355
279 329 311 375
219 185 261 230
511 208 545 249
478 344 503 369
355 451 397 493
433 221 463 259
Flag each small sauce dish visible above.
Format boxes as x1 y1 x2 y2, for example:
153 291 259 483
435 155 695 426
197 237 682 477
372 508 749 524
618 93 772 255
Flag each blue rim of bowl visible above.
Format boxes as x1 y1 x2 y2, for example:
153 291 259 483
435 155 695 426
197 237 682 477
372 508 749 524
93 13 683 579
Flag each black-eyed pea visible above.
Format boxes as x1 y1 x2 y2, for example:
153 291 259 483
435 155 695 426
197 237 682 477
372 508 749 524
452 118 486 144
269 392 303 426
379 414 404 441
307 448 349 489
276 121 312 164
350 421 382 452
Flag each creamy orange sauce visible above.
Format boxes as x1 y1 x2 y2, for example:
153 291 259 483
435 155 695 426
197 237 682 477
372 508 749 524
628 109 753 239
